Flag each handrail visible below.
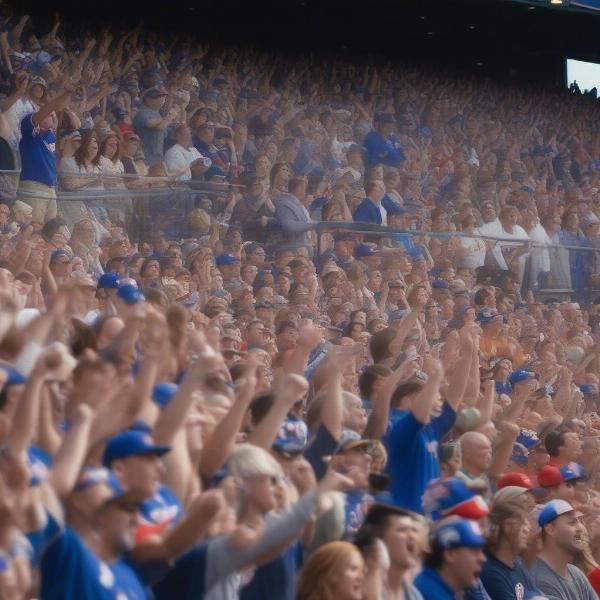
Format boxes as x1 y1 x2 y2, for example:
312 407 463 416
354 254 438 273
307 221 600 254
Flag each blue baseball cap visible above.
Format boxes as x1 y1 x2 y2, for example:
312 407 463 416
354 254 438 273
517 429 540 450
116 284 145 305
509 370 534 386
98 272 121 289
511 442 529 466
273 418 308 456
152 382 179 409
435 519 486 549
423 478 489 522
560 465 585 482
432 279 450 289
355 243 378 258
538 499 578 528
215 253 240 267
75 466 136 505
50 248 72 263
476 307 502 325
102 430 171 467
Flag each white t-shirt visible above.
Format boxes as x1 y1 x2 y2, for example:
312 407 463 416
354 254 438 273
6 97 38 144
164 143 203 181
458 232 486 269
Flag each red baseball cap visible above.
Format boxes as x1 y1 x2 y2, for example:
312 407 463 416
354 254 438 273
537 466 564 488
498 472 533 490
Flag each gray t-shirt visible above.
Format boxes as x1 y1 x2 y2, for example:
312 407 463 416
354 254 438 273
531 558 599 600
133 105 167 166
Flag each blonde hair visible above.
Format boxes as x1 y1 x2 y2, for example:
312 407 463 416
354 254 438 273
297 541 364 600
228 443 282 479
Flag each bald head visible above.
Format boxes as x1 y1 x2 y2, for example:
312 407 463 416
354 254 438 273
459 431 493 476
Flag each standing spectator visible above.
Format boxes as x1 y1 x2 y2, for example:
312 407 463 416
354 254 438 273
363 113 405 169
274 176 313 249
165 124 209 181
17 85 74 225
133 87 178 167
353 180 387 225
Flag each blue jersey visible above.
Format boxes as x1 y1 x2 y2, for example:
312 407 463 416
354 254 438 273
384 402 456 513
363 130 405 168
40 524 122 600
139 484 183 529
415 566 458 600
19 113 57 187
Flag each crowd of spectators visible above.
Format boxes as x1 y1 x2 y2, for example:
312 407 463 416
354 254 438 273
3 10 600 600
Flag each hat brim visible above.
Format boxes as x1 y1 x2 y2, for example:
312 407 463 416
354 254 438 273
443 495 490 521
337 439 374 454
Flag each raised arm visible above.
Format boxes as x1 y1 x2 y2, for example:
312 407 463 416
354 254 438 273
410 357 444 424
199 363 255 479
247 373 308 449
48 404 94 499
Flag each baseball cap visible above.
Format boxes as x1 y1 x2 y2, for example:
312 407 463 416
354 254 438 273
538 499 578 528
215 253 240 267
432 279 450 290
355 243 378 258
509 370 534 386
98 272 121 289
75 466 135 505
273 418 308 456
493 486 531 504
476 307 502 325
511 442 529 466
143 86 168 99
334 430 374 454
435 519 486 549
517 429 540 450
102 430 171 467
117 284 145 305
498 472 533 490
152 382 179 409
537 465 566 488
423 478 489 521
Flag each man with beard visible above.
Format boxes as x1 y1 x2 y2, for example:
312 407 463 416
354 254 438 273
357 503 424 599
481 496 544 599
415 518 487 600
531 499 598 599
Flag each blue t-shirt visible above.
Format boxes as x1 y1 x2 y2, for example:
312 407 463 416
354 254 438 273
111 558 148 600
304 425 337 481
139 484 183 529
239 540 302 600
384 402 456 513
363 130 405 168
19 113 57 187
415 566 457 600
344 490 373 538
480 554 541 600
40 523 122 600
